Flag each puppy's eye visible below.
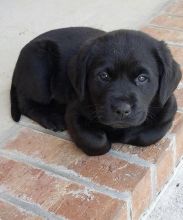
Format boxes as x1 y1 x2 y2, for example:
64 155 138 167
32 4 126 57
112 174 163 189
136 74 148 84
98 72 110 81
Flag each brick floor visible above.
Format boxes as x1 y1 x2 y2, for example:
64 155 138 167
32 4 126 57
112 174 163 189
151 14 183 30
142 26 183 44
175 88 183 110
181 67 183 82
169 46 183 65
0 0 183 220
0 156 127 220
0 200 43 220
165 0 183 16
2 128 151 220
171 113 183 162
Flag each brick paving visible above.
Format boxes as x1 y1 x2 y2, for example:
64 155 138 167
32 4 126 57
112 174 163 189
0 0 183 219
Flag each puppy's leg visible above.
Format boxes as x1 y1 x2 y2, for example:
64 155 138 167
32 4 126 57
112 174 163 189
65 101 111 156
20 98 66 132
124 122 172 146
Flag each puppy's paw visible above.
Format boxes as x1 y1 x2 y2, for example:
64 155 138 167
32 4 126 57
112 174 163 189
41 113 66 132
82 132 111 156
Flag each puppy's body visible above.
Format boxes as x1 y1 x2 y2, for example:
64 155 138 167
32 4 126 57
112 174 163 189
11 27 181 155
11 27 104 130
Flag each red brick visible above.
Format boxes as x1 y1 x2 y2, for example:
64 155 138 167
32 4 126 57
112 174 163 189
165 0 183 16
131 170 151 220
181 66 183 82
171 112 183 162
170 112 183 132
0 157 127 220
151 14 183 30
5 128 85 166
113 138 170 164
69 156 151 220
174 87 183 110
113 138 175 193
4 128 151 220
0 200 42 220
142 26 183 44
156 145 174 192
169 46 183 65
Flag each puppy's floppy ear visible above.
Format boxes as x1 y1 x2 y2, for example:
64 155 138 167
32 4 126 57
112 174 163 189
155 41 182 106
68 40 93 101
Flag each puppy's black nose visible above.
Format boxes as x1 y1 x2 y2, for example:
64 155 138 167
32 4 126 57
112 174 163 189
112 103 131 119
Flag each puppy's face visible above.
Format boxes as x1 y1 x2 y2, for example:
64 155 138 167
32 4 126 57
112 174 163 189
87 32 159 128
69 30 181 128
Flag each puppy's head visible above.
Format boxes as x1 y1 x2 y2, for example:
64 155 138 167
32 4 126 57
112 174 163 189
69 30 181 128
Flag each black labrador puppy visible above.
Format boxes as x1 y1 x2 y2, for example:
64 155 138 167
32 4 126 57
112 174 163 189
10 27 182 155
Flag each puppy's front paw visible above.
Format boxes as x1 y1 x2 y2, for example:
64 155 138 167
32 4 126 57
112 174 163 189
41 113 66 132
82 132 111 156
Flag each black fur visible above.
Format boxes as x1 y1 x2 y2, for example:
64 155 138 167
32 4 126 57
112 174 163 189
11 27 182 155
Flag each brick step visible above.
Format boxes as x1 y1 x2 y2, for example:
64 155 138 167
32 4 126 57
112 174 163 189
0 199 43 220
0 153 127 220
0 111 182 220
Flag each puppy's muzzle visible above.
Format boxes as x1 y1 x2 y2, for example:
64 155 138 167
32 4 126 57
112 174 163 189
111 102 131 120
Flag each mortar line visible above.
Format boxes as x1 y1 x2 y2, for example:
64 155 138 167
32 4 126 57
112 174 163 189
127 197 132 220
19 120 71 141
170 135 177 168
149 23 183 32
0 122 73 147
18 123 72 145
177 82 183 89
141 27 183 47
177 109 183 113
147 21 183 30
168 44 183 49
178 107 183 112
0 191 66 220
166 41 183 47
163 13 183 18
150 164 157 199
109 149 151 168
0 197 43 218
0 149 130 202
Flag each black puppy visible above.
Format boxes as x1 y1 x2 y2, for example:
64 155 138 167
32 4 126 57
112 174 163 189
11 27 182 155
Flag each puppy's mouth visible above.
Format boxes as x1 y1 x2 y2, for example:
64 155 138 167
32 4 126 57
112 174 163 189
102 122 132 128
98 111 147 128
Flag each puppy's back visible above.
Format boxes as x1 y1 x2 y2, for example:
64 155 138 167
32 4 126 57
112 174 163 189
10 27 105 121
